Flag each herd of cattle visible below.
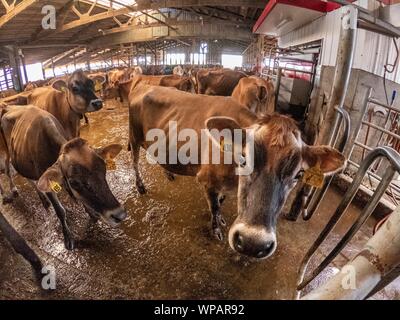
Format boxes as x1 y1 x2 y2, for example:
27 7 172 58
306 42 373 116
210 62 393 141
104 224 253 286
0 65 345 276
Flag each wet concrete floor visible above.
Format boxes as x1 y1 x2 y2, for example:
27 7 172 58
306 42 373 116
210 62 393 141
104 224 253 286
0 100 399 300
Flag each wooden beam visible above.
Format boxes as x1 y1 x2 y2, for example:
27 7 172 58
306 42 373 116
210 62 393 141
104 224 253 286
91 19 251 39
59 0 265 32
90 22 253 48
0 0 38 28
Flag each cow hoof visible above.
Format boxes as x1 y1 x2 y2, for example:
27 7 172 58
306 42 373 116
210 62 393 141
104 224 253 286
213 228 224 241
137 184 147 195
65 238 75 251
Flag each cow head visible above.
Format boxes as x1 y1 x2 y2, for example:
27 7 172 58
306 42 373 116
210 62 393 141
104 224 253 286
52 70 103 114
233 77 276 115
89 74 107 95
177 77 196 93
205 114 345 259
37 138 126 227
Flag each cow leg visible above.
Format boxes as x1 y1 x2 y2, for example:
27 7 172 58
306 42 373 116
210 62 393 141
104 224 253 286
0 211 43 276
83 204 100 223
130 143 146 194
45 192 75 250
164 170 175 181
29 181 51 210
0 156 18 204
205 189 226 241
285 184 312 221
83 115 89 125
7 166 18 199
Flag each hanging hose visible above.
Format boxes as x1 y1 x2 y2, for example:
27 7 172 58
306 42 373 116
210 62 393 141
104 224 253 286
383 38 399 106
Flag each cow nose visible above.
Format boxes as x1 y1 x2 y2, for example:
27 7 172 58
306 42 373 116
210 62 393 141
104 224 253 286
232 229 276 259
255 241 275 259
90 99 103 110
110 208 127 224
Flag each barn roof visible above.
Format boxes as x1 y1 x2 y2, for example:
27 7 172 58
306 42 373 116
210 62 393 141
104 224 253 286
0 0 267 67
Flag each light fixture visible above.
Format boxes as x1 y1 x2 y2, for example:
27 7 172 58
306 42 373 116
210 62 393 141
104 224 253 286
276 17 292 30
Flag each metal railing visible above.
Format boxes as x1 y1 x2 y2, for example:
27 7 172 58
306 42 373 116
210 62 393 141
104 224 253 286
347 88 400 206
296 146 400 298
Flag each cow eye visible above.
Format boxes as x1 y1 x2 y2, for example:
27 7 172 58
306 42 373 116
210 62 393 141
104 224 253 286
294 170 304 180
72 86 79 94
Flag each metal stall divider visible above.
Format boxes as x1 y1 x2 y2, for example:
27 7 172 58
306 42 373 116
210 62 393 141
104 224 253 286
296 146 400 299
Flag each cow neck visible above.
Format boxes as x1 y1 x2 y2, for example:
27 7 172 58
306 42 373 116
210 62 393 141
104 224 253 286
65 93 83 118
57 155 77 201
63 92 82 138
119 81 133 102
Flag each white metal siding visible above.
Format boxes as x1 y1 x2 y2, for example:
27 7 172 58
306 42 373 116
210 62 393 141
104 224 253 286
278 8 400 83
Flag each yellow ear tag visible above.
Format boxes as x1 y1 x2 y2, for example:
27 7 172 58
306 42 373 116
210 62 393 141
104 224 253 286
220 139 232 153
61 87 67 93
303 164 324 188
49 180 62 193
106 159 116 171
95 81 102 92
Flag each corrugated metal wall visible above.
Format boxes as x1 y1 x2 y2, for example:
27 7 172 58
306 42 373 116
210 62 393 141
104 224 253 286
278 7 400 83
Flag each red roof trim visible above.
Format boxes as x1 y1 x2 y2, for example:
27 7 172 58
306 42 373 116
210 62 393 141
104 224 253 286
253 0 342 33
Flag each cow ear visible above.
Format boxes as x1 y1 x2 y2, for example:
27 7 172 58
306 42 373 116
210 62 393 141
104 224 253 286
37 162 63 193
52 80 68 93
303 146 346 175
205 116 246 150
96 144 123 160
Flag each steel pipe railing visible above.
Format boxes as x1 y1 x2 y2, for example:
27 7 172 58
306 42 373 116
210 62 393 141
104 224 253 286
296 147 400 296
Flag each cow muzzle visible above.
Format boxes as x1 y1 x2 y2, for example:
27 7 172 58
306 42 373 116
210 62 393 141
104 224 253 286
229 223 277 259
101 207 127 227
89 99 103 112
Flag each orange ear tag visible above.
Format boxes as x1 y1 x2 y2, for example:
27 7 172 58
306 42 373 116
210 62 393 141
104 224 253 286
106 159 117 171
303 164 324 188
49 180 62 193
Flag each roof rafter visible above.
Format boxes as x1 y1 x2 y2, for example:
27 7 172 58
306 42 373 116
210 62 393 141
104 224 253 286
0 0 39 28
58 0 265 32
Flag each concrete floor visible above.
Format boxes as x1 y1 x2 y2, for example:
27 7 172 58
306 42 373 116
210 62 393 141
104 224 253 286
0 100 399 300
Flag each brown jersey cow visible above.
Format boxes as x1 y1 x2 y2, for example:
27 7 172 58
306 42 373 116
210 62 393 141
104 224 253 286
196 69 247 96
24 70 103 139
232 76 276 115
124 82 345 259
0 105 126 250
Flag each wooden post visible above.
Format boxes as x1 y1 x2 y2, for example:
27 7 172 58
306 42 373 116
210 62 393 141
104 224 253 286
41 63 46 80
19 49 28 84
144 46 147 67
52 58 55 77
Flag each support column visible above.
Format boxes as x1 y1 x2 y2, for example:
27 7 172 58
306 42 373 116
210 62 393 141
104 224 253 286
7 46 23 91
